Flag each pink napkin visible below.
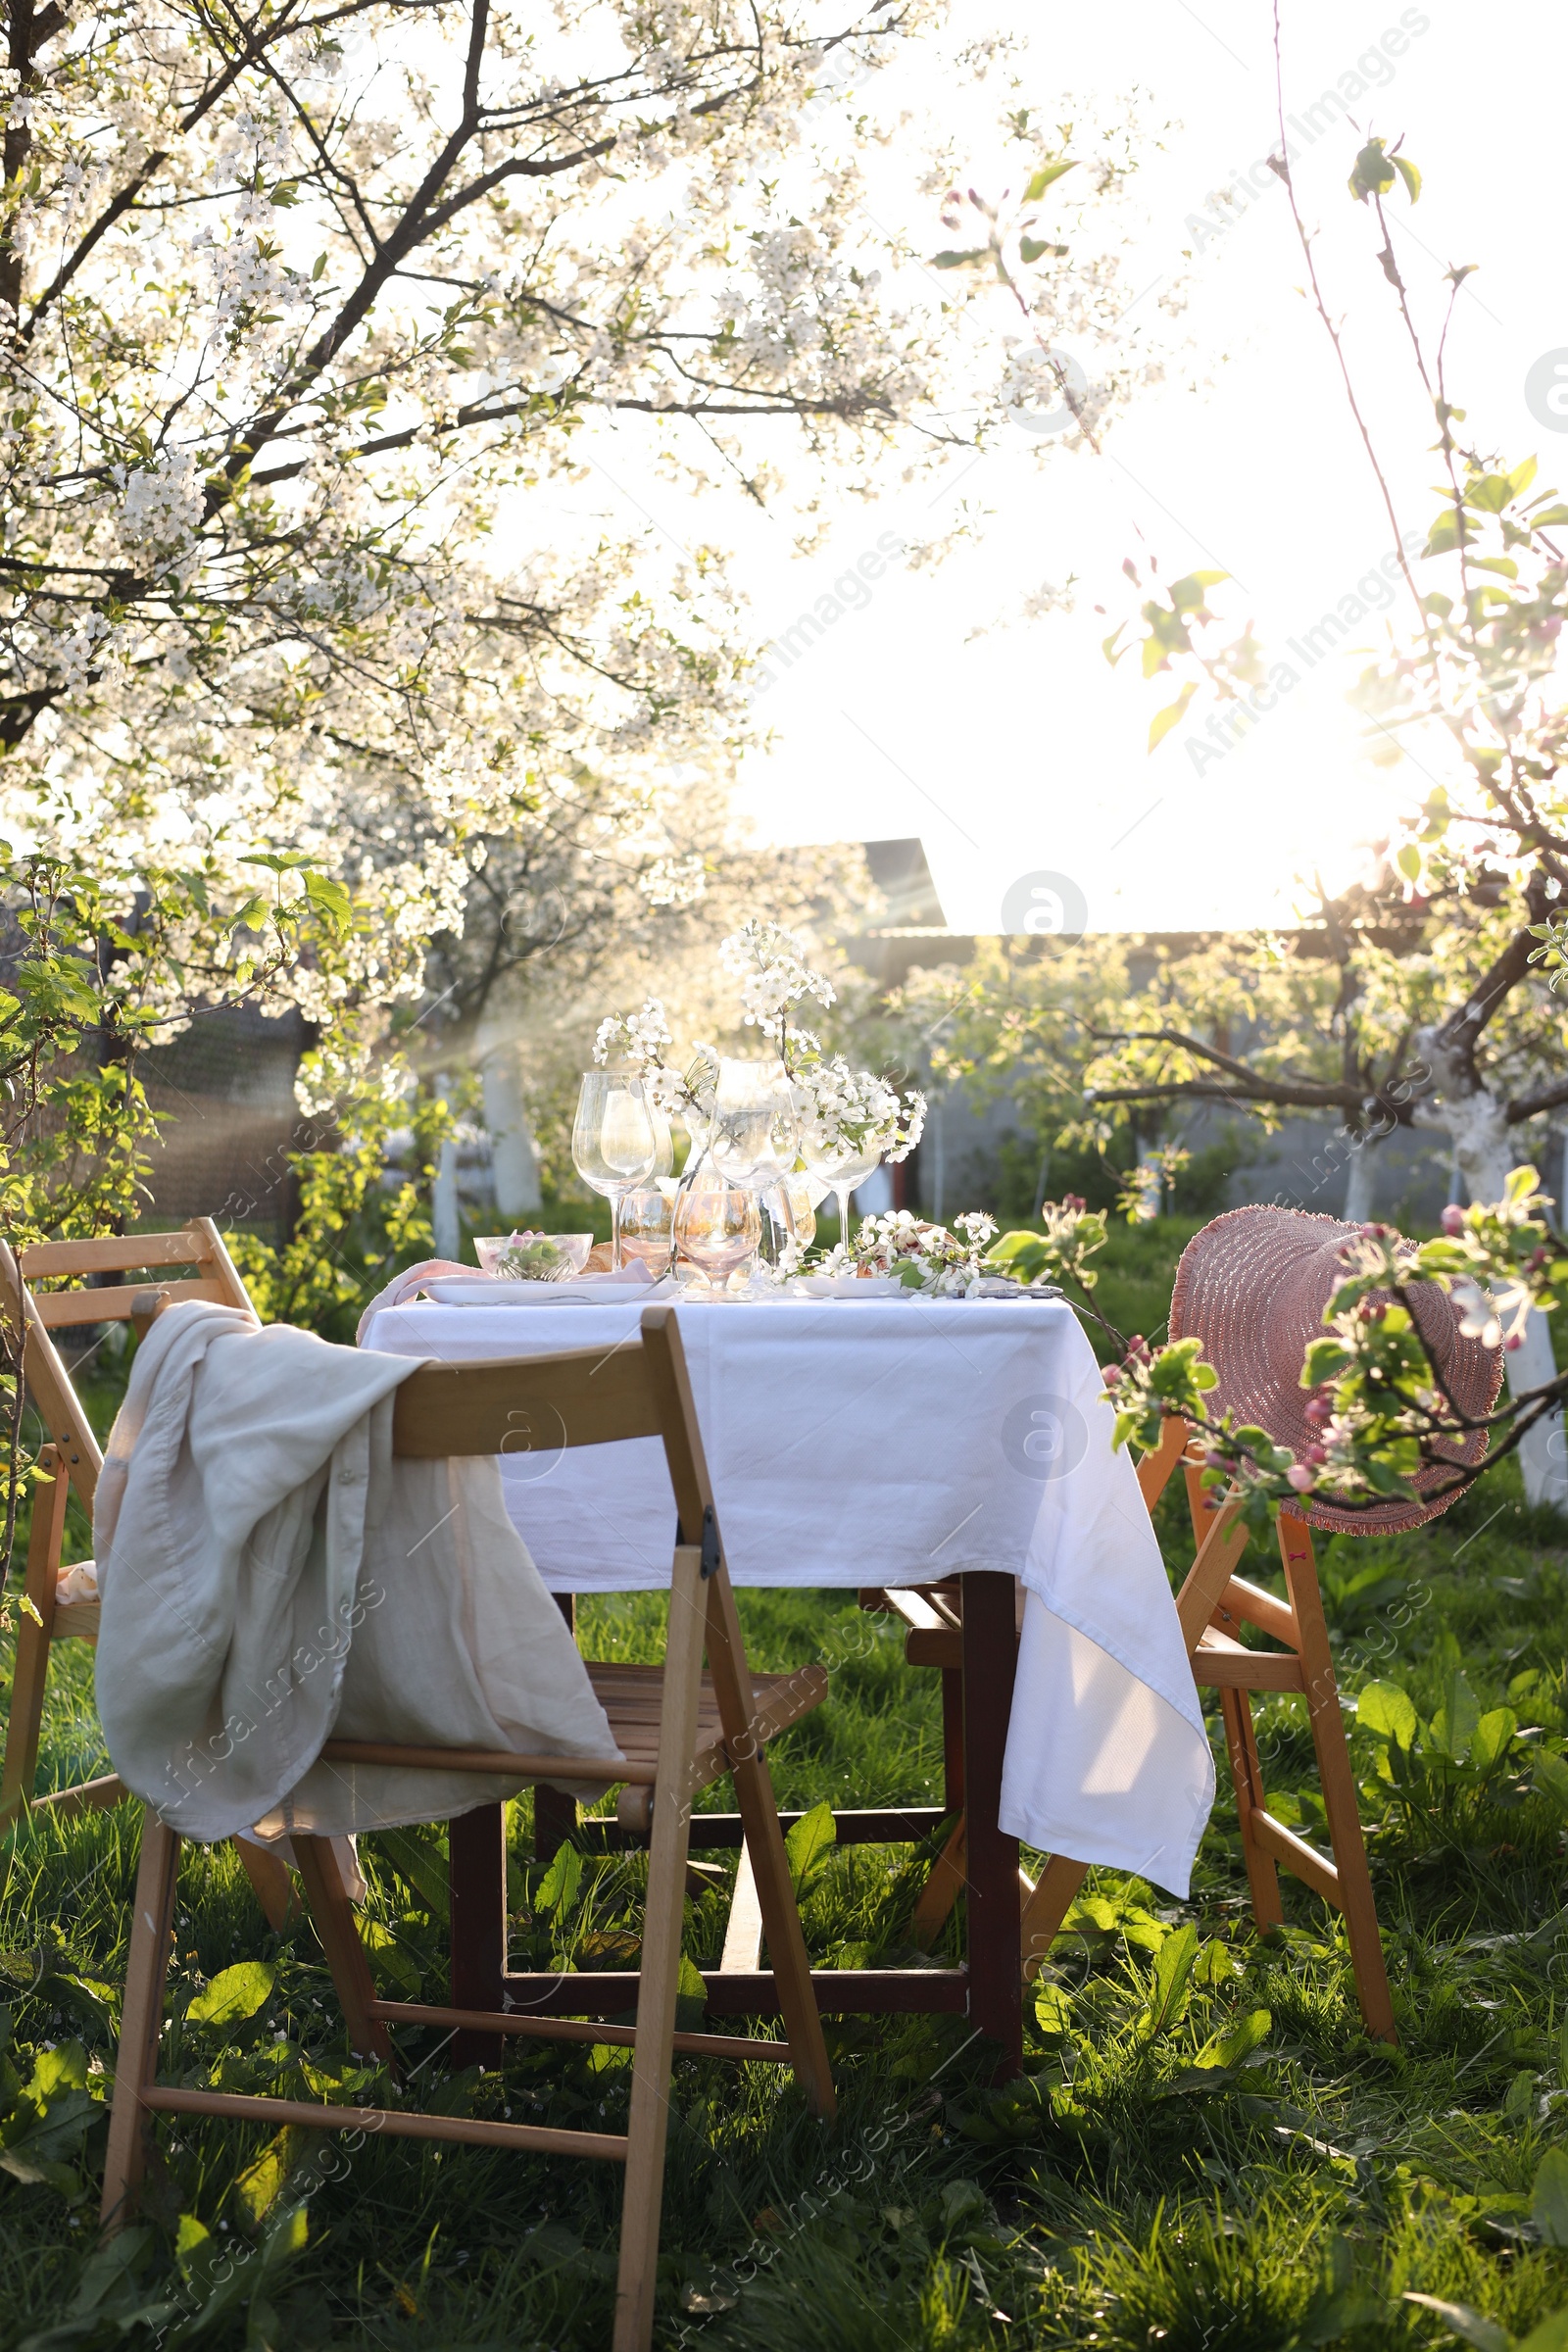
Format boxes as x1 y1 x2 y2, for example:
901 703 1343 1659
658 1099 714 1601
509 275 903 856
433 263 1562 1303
354 1258 472 1346
355 1254 660 1345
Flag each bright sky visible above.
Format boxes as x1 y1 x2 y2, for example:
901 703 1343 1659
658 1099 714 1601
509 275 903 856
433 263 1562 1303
572 1 1568 936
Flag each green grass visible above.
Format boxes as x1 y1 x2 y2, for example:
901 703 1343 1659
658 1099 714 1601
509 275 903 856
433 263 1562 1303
7 1229 1568 2347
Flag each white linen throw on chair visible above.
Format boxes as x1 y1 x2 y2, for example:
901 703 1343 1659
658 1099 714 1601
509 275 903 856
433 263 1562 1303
93 1299 620 1841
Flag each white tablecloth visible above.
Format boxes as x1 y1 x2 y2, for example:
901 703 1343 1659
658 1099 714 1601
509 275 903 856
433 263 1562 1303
360 1294 1215 1895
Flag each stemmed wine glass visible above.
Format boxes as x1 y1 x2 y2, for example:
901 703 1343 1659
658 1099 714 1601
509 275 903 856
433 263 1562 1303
799 1127 883 1258
571 1073 658 1272
672 1172 761 1294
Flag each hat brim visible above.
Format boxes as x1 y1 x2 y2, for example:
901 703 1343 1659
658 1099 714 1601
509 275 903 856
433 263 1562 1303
1169 1204 1501 1537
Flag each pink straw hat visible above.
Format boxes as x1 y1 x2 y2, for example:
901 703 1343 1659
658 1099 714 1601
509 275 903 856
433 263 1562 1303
1168 1204 1502 1536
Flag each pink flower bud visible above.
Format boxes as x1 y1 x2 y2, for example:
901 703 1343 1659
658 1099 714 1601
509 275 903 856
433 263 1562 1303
1505 1331 1524 1350
1287 1463 1316 1493
1441 1202 1465 1236
1304 1396 1331 1425
1304 1444 1328 1466
1204 1447 1228 1470
1102 1363 1121 1385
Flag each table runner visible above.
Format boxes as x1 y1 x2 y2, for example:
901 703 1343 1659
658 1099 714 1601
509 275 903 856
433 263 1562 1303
360 1294 1215 1895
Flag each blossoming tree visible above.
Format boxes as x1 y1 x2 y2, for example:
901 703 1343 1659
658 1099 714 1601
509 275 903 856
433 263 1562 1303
0 0 1173 1079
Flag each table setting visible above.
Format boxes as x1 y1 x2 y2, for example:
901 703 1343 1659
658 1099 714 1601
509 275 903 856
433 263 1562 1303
355 922 1216 1909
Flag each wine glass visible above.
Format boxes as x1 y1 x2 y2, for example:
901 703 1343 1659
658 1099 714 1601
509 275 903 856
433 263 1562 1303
799 1130 883 1257
673 1163 762 1295
710 1058 798 1190
618 1185 674 1274
571 1073 658 1271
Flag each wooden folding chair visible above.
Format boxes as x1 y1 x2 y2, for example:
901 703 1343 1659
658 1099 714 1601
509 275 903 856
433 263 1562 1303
0 1224 301 1928
880 1417 1395 2042
1015 1416 1396 2040
100 1302 834 2352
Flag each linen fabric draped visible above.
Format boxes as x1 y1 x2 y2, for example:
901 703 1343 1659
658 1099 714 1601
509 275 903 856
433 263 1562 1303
93 1301 620 1840
362 1294 1215 1895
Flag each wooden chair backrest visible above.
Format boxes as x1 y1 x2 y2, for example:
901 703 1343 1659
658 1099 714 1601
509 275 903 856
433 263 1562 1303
20 1218 250 1331
392 1302 715 1545
0 1220 253 1516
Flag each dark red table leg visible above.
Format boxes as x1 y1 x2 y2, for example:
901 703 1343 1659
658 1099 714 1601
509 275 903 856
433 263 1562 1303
942 1661 965 1815
448 1802 506 2066
961 1571 1022 2081
534 1593 578 1860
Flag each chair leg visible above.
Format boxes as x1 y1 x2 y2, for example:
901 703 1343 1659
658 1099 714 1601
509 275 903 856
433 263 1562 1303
234 1837 299 1932
1220 1687 1284 1933
909 1818 966 1951
613 1546 707 2352
0 1450 68 1826
703 1571 835 2123
293 1836 394 2066
1019 1854 1090 1981
1279 1521 1396 2041
718 1838 764 1974
101 1812 180 2230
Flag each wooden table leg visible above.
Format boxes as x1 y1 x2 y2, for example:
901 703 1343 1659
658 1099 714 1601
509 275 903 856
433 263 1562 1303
449 1802 507 2066
535 1593 578 1860
961 1571 1021 2081
942 1659 965 1814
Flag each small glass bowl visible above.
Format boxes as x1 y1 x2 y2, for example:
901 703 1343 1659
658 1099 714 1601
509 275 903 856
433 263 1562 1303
474 1232 594 1281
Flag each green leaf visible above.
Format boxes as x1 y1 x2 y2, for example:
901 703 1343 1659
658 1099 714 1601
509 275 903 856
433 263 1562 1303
1520 2312 1568 2352
233 2127 304 2226
1017 235 1065 265
931 247 990 270
1393 153 1422 202
1348 139 1396 203
1466 473 1516 514
1142 1921 1199 2039
1401 2297 1511 2352
1396 843 1422 880
1169 569 1226 611
1471 1707 1518 1775
1192 2005 1271 2072
187 1960 274 2030
675 1953 707 2034
302 872 352 933
784 1800 836 1898
1034 1981 1072 2038
536 1839 583 1918
1535 2148 1568 2247
1023 160 1077 202
1356 1681 1418 1750
1148 682 1197 753
1531 504 1568 526
376 1823 451 1920
1431 1667 1481 1762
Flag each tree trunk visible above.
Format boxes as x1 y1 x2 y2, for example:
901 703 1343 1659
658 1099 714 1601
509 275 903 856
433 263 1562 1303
432 1074 462 1261
481 1043 543 1222
1342 1137 1378 1224
1441 1087 1568 1511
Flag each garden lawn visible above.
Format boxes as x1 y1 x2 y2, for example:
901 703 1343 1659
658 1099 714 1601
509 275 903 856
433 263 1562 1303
5 1231 1568 2347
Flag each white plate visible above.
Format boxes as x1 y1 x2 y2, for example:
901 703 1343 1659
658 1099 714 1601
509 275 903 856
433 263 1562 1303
784 1274 909 1298
422 1275 673 1305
